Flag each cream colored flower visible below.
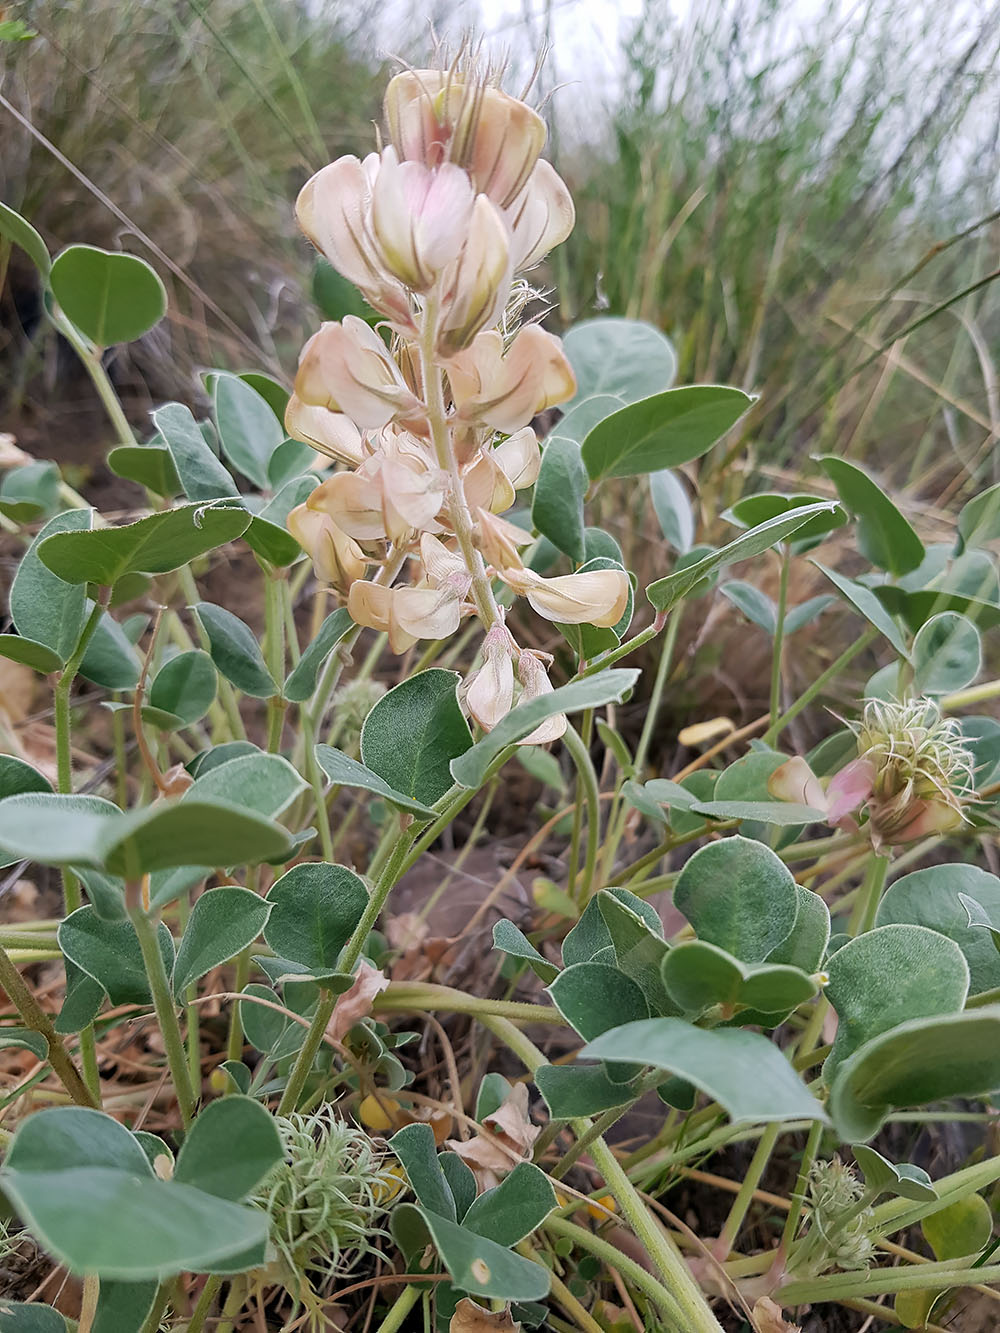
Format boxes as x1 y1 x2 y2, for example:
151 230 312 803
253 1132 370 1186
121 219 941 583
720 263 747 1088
516 650 567 746
370 148 475 291
295 154 411 325
385 70 547 209
284 394 364 467
287 502 366 591
474 508 533 570
448 325 576 433
465 624 516 730
436 195 513 357
507 159 576 271
501 566 629 628
294 318 426 432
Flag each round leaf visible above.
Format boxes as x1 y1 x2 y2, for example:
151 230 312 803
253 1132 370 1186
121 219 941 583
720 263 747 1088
673 835 799 963
563 317 676 407
361 668 473 807
912 612 981 694
264 862 369 972
829 1007 1000 1141
173 1096 282 1201
876 865 1000 996
824 925 969 1082
50 245 166 345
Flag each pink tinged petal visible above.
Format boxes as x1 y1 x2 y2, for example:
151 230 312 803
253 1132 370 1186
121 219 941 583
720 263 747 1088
452 325 576 433
507 159 576 271
456 86 547 208
384 70 451 167
419 533 470 589
371 152 474 291
767 756 827 811
463 452 517 516
379 453 447 539
295 156 375 290
503 567 630 628
494 426 541 489
415 162 476 271
889 796 966 845
286 503 366 590
826 758 876 825
284 394 364 466
295 318 425 431
436 196 513 358
308 469 387 542
516 652 567 746
466 630 516 730
390 584 462 642
348 580 392 634
327 961 389 1044
475 507 532 570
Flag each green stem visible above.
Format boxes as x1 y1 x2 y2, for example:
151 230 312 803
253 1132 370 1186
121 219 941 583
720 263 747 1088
780 1119 824 1255
130 907 196 1128
418 296 501 630
563 723 601 904
715 1122 781 1257
264 571 287 752
226 946 252 1063
138 1283 171 1333
0 944 97 1106
780 1259 1000 1305
342 833 417 974
374 982 565 1025
277 833 416 1115
184 1275 222 1333
634 609 680 774
479 1016 722 1332
769 627 878 741
55 599 105 808
850 853 890 936
545 1215 686 1325
765 546 791 745
373 1283 422 1333
55 314 137 448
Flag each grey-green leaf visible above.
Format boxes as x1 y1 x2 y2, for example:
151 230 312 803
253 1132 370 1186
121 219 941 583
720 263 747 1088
195 602 277 698
451 670 639 789
647 504 840 611
582 385 752 481
581 1019 827 1124
361 669 473 806
172 887 271 995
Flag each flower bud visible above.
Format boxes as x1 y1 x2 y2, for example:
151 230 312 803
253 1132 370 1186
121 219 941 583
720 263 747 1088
501 566 629 628
448 325 576 433
436 195 513 357
466 624 515 730
494 426 542 489
371 149 475 291
516 650 567 745
294 317 427 432
385 70 547 208
287 502 367 591
284 394 364 467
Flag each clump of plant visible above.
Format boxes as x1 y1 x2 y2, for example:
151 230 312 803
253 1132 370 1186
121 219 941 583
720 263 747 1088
0 36 999 1333
250 1109 396 1309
